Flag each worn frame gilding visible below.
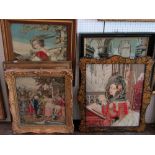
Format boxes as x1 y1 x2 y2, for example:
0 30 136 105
5 69 73 134
78 56 154 132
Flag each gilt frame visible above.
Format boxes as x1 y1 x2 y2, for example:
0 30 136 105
5 69 73 134
78 56 154 132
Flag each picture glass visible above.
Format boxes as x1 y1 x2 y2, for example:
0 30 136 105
84 37 149 58
16 76 66 125
11 23 68 61
86 64 145 127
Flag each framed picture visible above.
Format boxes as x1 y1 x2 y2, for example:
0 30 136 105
0 83 6 120
78 56 154 132
5 69 73 134
1 19 76 62
80 33 155 59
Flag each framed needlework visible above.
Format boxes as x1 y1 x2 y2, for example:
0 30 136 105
0 83 6 120
5 69 73 134
78 56 154 132
1 19 76 62
80 33 155 59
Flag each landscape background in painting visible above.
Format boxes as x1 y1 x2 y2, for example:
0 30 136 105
86 64 145 127
16 77 66 125
11 23 68 61
84 37 149 58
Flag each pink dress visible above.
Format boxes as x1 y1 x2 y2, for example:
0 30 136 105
57 98 65 106
28 102 34 115
45 102 52 117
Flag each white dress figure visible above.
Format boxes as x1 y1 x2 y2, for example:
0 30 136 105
118 40 131 58
90 40 100 58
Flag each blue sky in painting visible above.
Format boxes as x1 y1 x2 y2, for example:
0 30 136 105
11 23 59 48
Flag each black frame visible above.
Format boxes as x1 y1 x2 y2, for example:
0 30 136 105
79 33 155 58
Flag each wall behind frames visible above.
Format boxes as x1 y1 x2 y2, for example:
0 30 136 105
0 19 155 122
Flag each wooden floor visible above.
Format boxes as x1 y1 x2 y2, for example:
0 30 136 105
0 121 155 135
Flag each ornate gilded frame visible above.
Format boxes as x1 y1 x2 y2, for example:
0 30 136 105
5 69 73 134
78 56 154 132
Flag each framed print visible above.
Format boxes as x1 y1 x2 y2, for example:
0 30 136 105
0 83 6 120
1 19 76 63
78 56 154 132
4 61 72 70
80 33 155 59
5 69 73 134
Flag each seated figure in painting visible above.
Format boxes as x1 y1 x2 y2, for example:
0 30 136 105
30 37 49 61
86 74 130 126
104 74 129 123
30 37 67 61
44 96 64 122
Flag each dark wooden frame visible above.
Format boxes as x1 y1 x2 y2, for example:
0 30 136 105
4 61 72 70
5 68 73 134
1 19 76 62
79 33 155 58
78 56 154 132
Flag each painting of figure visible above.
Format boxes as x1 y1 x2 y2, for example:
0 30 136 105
84 37 149 58
16 77 65 125
11 23 68 61
86 64 145 127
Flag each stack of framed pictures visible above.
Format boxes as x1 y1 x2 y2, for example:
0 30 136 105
1 20 155 134
78 33 155 132
1 19 76 134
